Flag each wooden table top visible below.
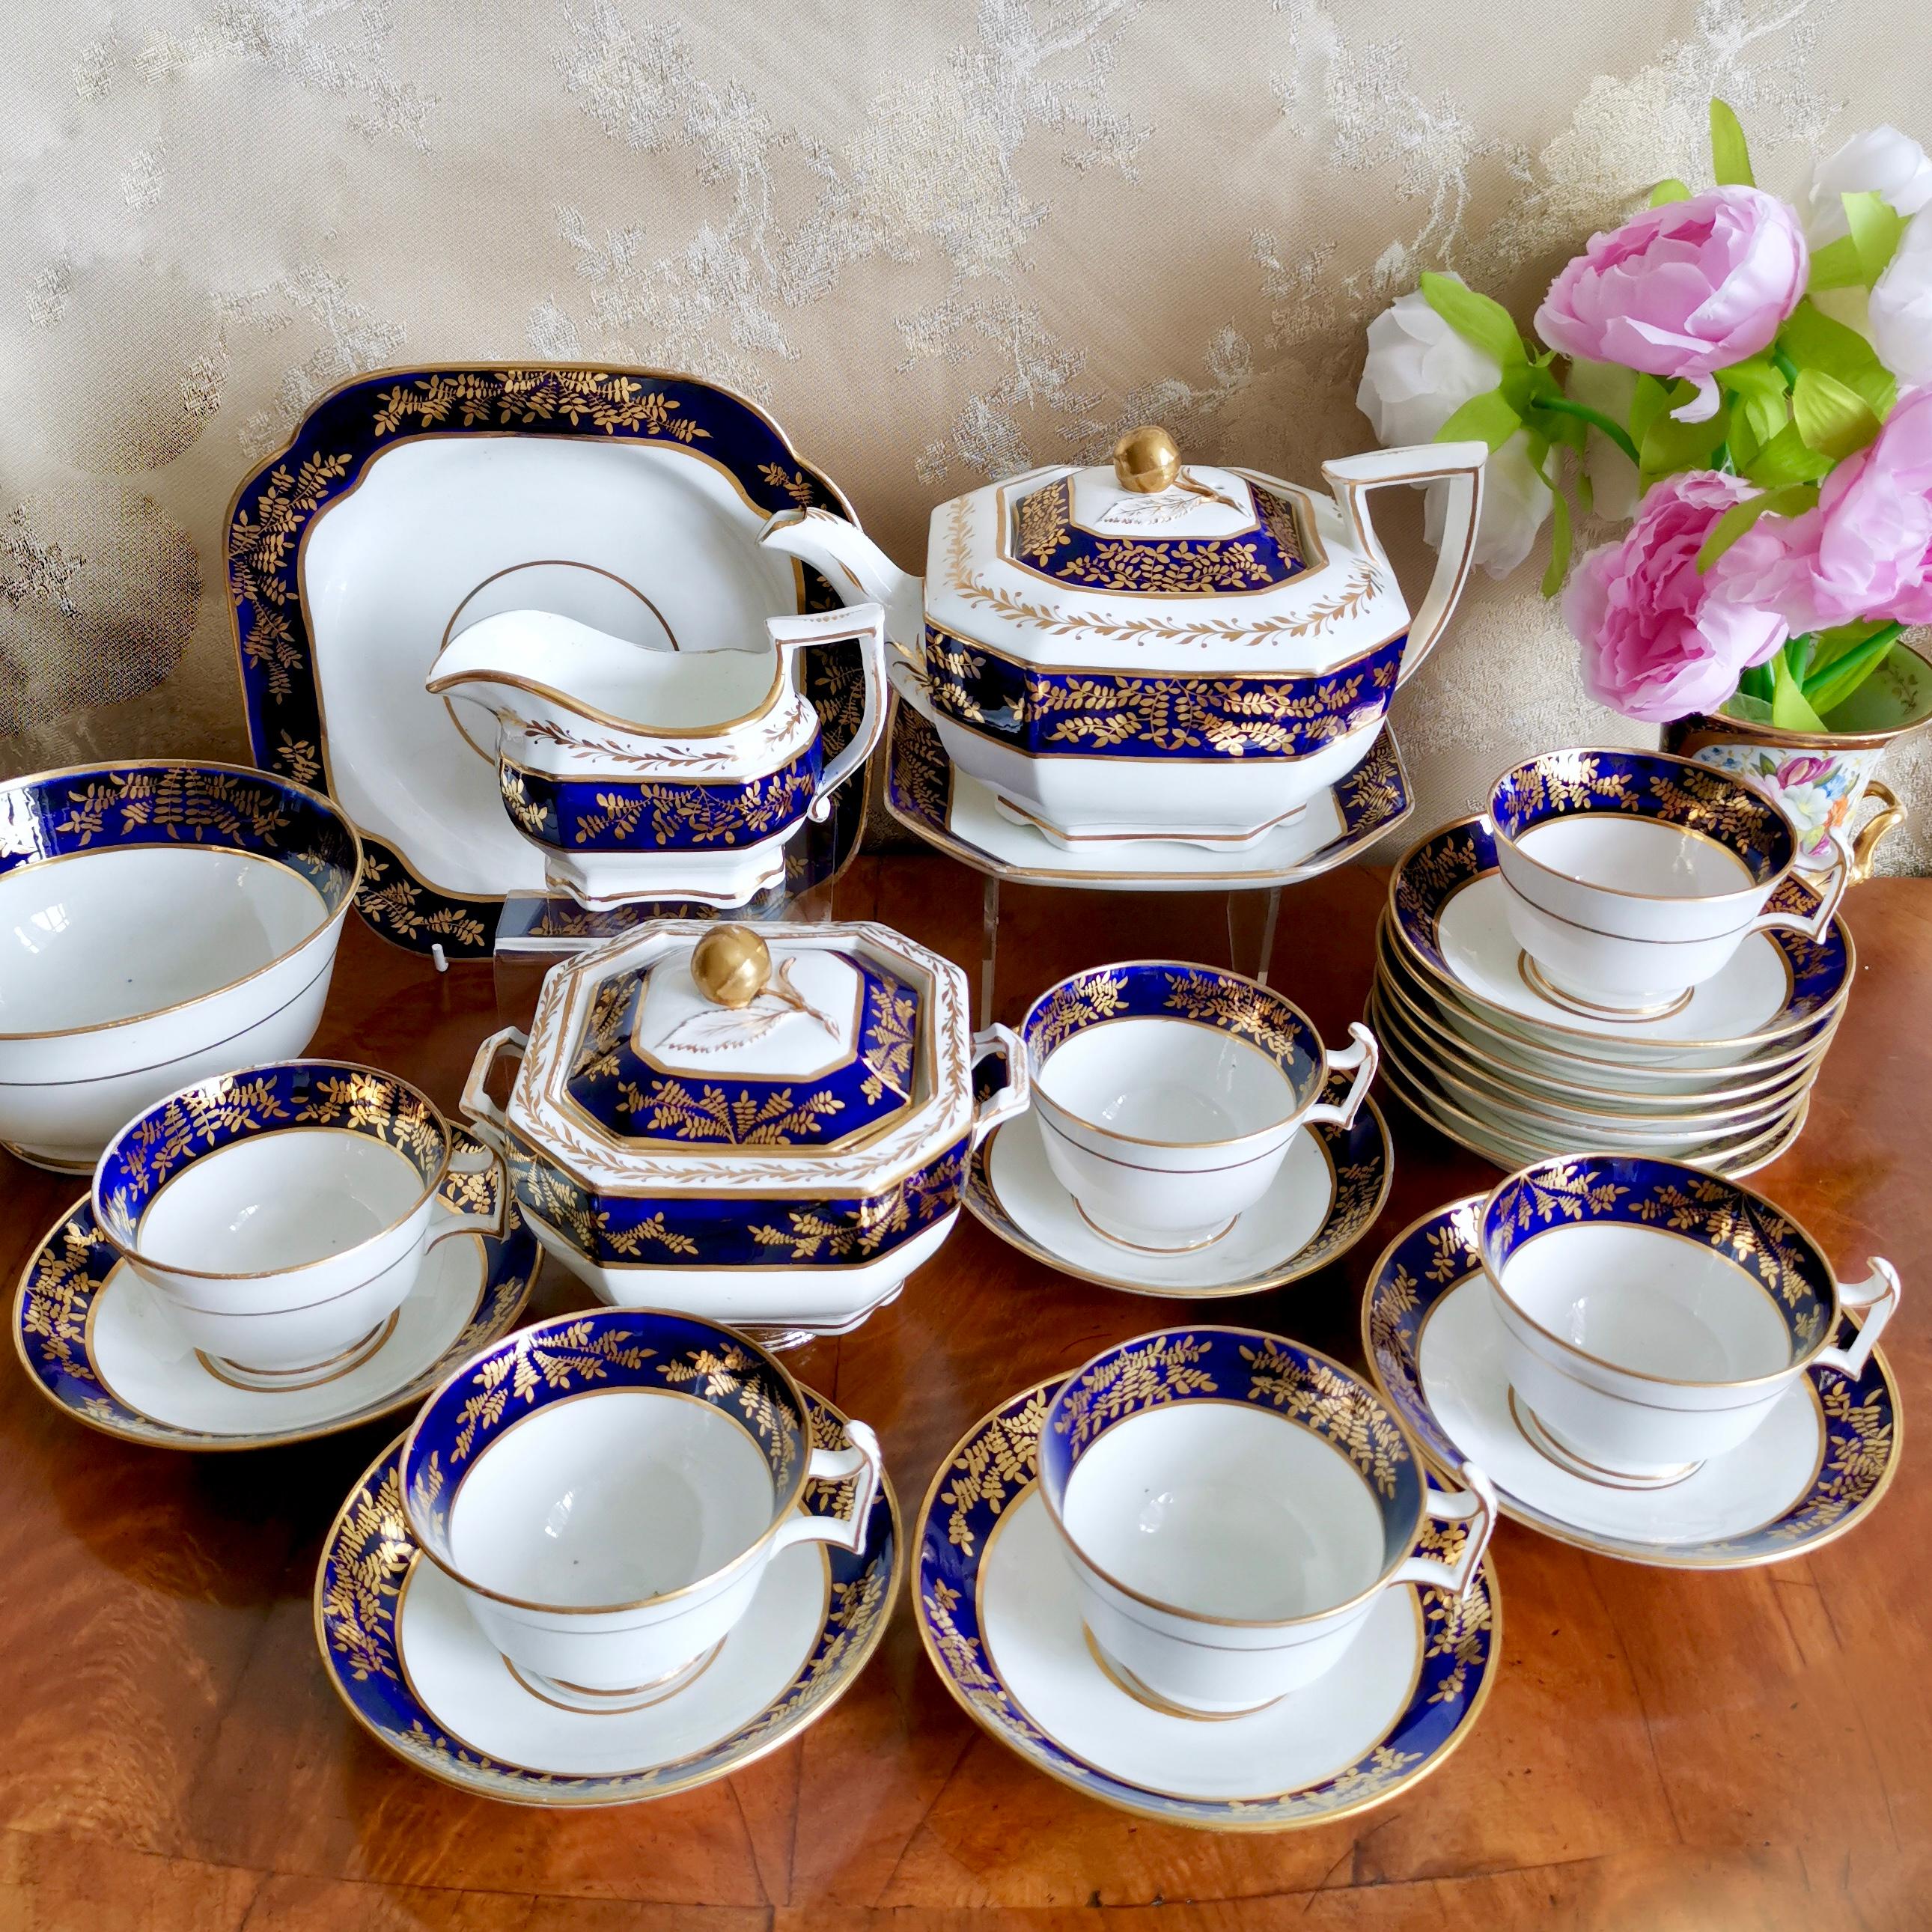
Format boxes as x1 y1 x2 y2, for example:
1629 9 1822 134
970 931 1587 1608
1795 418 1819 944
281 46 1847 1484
4 856 1927 1932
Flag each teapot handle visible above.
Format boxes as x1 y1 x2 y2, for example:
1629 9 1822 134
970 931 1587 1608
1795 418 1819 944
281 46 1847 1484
767 603 889 823
1321 442 1488 689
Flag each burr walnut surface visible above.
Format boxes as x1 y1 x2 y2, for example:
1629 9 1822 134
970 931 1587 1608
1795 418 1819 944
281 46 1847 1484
1 856 1928 1931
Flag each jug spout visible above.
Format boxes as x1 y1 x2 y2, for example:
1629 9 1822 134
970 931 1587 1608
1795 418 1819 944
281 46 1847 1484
761 508 924 657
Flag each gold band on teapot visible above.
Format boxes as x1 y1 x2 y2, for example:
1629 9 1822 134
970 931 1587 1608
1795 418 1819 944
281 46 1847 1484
691 924 772 1008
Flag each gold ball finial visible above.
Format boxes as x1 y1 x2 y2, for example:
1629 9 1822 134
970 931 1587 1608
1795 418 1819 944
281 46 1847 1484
691 924 771 1008
1112 424 1180 494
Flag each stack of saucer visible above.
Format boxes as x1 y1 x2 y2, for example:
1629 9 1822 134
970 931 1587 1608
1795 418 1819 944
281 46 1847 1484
1371 760 1854 1174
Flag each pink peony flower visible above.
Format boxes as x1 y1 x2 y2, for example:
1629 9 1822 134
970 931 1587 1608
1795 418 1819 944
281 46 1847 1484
1767 386 1932 630
1535 188 1808 422
1564 472 1791 723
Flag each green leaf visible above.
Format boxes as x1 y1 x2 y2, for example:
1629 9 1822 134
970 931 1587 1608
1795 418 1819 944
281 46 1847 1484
1808 234 1866 292
1694 481 1817 572
1805 619 1890 678
1710 99 1755 187
1418 272 1526 371
1538 467 1573 599
1740 423 1835 487
1803 624 1906 716
1771 650 1828 731
1650 177 1692 206
1629 374 1672 453
1736 664 1775 707
1434 387 1526 452
1779 299 1898 418
1843 190 1906 286
1716 354 1792 448
1638 385 1730 487
1792 368 1883 460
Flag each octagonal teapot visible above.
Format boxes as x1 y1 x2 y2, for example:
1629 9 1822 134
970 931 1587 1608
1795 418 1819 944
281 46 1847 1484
761 428 1486 850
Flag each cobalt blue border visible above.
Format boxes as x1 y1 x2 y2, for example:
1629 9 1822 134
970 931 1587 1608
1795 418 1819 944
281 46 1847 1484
227 365 859 958
924 622 1403 761
13 1157 537 1450
1389 819 1849 1020
317 1392 897 1805
1364 1198 1901 1564
915 1377 1499 1828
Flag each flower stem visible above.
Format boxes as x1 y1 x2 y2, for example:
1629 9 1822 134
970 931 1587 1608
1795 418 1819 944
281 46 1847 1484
1527 397 1642 469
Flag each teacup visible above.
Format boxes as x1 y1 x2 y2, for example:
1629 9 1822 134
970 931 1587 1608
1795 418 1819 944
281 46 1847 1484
1483 748 1847 1017
1479 1154 1901 1485
1020 962 1378 1252
92 1060 505 1384
400 1308 883 1706
1040 1326 1496 1716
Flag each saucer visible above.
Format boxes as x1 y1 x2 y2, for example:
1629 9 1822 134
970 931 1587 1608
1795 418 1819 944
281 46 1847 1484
230 365 871 957
1362 1200 1901 1567
1387 819 1851 1065
13 1196 538 1450
885 699 1412 890
963 1080 1392 1297
315 1392 898 1805
914 1380 1500 1828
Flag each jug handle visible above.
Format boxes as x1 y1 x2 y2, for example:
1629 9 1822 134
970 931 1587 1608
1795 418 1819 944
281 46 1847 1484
767 603 889 823
1321 442 1489 689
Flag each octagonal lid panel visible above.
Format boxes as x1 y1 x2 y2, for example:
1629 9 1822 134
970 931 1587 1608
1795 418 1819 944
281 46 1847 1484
565 945 921 1151
921 459 1407 677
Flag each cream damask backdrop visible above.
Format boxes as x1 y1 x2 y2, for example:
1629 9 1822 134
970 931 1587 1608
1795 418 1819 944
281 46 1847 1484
7 0 1931 865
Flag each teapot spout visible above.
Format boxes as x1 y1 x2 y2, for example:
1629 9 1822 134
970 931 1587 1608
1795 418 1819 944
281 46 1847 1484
761 508 924 658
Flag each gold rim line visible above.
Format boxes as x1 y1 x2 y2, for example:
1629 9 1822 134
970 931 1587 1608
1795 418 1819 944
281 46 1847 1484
1515 952 1696 1023
1383 815 1855 1055
226 359 859 926
0 758 362 1044
1367 986 1817 1136
397 1306 829 1618
1668 636 1932 750
967 1100 1389 1302
990 788 1311 847
90 1060 467 1286
1035 1325 1438 1633
312 1407 902 1809
1359 1216 1901 1570
909 1378 1502 1831
1485 744 1802 905
1475 1153 1855 1394
1023 959 1329 1152
12 1201 530 1454
1371 931 1838 1109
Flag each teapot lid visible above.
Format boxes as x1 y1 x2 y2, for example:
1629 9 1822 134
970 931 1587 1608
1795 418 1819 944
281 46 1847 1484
561 924 923 1153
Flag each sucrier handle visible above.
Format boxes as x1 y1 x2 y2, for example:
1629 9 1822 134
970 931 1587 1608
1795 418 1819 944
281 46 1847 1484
1299 1022 1380 1130
767 602 889 823
1389 1463 1498 1600
1321 442 1489 688
427 1125 509 1250
459 1026 528 1159
968 1023 1031 1148
767 1421 885 1557
1814 1259 1901 1381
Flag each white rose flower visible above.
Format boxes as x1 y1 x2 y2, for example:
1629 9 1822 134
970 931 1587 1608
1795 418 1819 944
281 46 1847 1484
1358 278 1551 579
1871 210 1932 386
1802 124 1932 246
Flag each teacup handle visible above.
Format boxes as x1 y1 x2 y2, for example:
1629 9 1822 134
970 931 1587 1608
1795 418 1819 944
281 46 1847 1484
767 603 889 823
1389 1464 1498 1600
428 1125 508 1247
769 1419 885 1557
1300 1022 1380 1130
1749 835 1850 940
1814 1258 1901 1381
969 1023 1031 1148
459 1025 528 1159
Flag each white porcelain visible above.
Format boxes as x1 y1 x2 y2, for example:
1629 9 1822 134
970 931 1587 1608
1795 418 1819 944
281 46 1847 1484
1480 1157 1900 1484
400 1311 883 1703
91 1062 504 1382
1040 1329 1495 1716
1484 749 1846 1015
425 601 888 908
1020 963 1375 1253
13 1183 538 1448
967 1095 1391 1298
1364 1199 1904 1567
461 919 1026 1343
0 761 361 1171
764 438 1486 844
